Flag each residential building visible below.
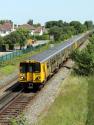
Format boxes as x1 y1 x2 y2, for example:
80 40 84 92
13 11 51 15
0 22 15 36
19 24 45 36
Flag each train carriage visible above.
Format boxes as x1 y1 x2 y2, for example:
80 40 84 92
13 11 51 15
19 31 92 88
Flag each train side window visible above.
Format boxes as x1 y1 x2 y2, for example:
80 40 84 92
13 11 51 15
61 51 64 56
47 63 49 68
52 58 55 64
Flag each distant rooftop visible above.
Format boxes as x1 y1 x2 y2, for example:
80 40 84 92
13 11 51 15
0 22 13 31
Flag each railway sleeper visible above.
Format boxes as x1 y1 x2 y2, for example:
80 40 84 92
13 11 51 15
1 113 18 116
8 107 24 109
0 121 9 124
0 117 10 120
15 98 30 101
4 108 22 111
3 111 19 114
15 101 29 103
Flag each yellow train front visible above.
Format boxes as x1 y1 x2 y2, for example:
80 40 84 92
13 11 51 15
19 60 48 88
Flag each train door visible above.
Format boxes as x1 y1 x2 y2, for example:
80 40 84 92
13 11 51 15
27 63 33 82
41 63 47 83
47 61 51 77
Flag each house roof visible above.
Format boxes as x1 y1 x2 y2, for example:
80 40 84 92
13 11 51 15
34 27 42 33
0 22 13 31
19 24 45 34
19 24 35 30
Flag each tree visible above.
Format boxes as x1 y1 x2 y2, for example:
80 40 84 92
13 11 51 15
84 21 94 30
4 32 19 45
33 23 41 27
4 28 30 50
0 20 13 25
48 26 62 41
0 36 6 51
16 28 30 49
63 22 69 27
57 20 63 27
71 49 94 75
86 34 94 54
4 32 20 50
71 34 94 75
0 36 5 45
45 20 63 28
70 21 85 34
46 20 93 43
45 21 58 28
27 19 33 25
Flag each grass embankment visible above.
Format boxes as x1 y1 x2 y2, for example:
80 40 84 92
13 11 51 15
0 44 49 79
36 74 94 125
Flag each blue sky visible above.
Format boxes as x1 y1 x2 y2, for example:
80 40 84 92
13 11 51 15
0 0 93 25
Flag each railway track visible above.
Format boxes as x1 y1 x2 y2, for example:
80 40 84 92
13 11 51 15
0 87 36 125
0 78 18 98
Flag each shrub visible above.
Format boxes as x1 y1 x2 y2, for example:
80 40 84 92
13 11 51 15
9 114 28 125
71 37 94 76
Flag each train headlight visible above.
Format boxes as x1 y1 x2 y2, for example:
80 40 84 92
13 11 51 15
20 74 25 80
21 76 24 79
35 76 41 81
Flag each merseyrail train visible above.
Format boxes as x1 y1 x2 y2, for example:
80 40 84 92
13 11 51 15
19 31 92 88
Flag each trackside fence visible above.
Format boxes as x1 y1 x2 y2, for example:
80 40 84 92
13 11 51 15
0 44 45 63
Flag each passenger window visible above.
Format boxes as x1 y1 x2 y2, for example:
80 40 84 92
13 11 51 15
47 63 49 68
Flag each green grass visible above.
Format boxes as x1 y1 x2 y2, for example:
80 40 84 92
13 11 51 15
0 65 16 75
36 74 94 125
0 44 49 79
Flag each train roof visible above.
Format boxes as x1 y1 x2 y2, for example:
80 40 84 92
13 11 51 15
29 33 85 63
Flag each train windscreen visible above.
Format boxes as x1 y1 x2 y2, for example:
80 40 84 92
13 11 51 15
32 63 41 73
20 63 28 73
20 63 40 73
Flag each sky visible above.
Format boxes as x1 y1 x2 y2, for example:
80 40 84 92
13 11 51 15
0 0 93 25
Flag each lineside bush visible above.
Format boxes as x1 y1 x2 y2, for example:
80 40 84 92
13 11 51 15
71 35 94 75
9 114 28 125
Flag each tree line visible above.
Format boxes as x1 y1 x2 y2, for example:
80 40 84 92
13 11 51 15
0 20 93 51
46 20 94 42
0 28 30 50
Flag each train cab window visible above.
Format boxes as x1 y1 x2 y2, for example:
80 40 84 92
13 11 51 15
20 63 28 73
28 64 33 72
32 63 41 73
